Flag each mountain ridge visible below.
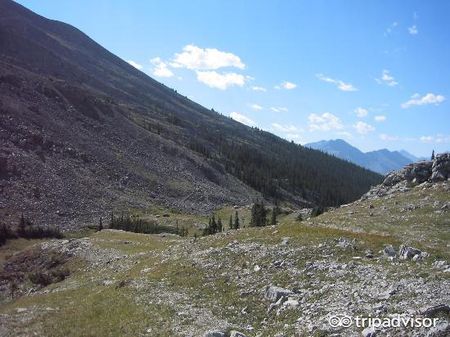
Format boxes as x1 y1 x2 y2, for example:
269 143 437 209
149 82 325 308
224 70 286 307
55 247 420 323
305 139 418 174
0 0 381 229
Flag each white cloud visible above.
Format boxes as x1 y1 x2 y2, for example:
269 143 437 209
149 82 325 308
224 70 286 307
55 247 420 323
401 93 445 108
127 60 143 70
353 121 375 134
316 74 357 92
150 57 174 78
229 112 256 126
408 25 418 35
196 71 246 90
249 103 263 111
251 86 267 92
308 112 343 131
270 107 288 113
279 81 297 90
374 115 387 122
419 136 433 143
354 107 368 118
420 134 450 143
171 44 245 70
272 123 298 133
385 21 399 35
377 69 398 86
379 133 399 141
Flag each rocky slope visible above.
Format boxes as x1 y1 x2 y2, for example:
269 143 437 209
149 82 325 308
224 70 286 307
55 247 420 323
0 160 448 337
0 0 381 229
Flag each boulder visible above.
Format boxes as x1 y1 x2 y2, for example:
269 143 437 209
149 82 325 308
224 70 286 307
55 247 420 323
265 286 293 302
383 245 396 258
281 237 290 245
399 245 422 260
362 326 376 337
383 171 404 187
422 304 450 317
283 297 300 308
204 331 226 337
427 321 450 337
432 260 449 272
431 153 450 182
404 161 432 183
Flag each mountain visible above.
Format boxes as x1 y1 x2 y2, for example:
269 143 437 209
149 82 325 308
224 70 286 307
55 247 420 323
399 150 427 162
0 0 381 229
303 139 367 164
306 139 415 174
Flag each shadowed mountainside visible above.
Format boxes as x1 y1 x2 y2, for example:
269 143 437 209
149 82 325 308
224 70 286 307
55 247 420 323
0 0 381 229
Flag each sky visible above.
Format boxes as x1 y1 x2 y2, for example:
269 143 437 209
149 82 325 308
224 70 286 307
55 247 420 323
17 0 450 157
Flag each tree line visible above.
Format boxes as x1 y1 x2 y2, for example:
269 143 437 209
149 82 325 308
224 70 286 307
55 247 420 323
0 214 63 247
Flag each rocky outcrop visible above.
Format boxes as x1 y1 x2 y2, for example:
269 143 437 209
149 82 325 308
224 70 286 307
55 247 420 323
364 153 450 199
384 153 450 186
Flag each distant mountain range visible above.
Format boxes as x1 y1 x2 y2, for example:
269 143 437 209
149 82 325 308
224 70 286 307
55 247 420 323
305 139 426 174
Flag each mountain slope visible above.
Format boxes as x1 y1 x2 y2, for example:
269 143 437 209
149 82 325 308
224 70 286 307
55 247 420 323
0 0 381 229
306 139 414 174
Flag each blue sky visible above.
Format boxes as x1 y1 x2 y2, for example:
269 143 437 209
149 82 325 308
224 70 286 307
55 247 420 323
17 0 450 157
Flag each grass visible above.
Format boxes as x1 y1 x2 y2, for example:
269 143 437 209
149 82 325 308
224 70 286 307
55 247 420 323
1 182 449 336
91 229 177 255
0 238 46 271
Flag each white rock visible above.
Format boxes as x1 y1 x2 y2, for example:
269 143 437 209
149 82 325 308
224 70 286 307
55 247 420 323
362 326 376 337
265 286 293 302
204 331 226 337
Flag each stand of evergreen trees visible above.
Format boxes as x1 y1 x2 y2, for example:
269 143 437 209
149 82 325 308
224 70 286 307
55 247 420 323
203 215 222 236
204 211 241 236
17 214 63 239
250 201 279 227
250 200 268 227
187 127 382 207
0 214 63 247
109 212 188 236
0 223 15 246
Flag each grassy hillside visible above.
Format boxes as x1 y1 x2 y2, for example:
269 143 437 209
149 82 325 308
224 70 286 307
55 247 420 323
1 182 448 336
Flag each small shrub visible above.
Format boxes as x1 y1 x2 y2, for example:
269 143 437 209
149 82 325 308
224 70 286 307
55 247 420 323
28 271 52 286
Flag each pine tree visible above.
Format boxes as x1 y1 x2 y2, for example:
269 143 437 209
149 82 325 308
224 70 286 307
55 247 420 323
270 208 277 226
431 150 435 160
211 215 217 234
110 212 115 228
18 213 26 237
217 217 223 232
229 214 233 230
250 201 267 227
98 217 103 231
234 211 240 229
